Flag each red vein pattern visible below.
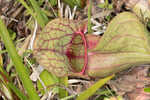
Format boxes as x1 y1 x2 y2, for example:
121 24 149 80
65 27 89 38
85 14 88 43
87 12 150 77
33 18 87 77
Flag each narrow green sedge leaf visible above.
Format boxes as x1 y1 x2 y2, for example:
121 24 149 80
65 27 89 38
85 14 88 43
0 18 40 100
0 66 28 100
8 83 28 100
88 0 92 33
18 0 48 28
17 0 35 17
28 0 49 27
76 74 115 100
49 0 57 6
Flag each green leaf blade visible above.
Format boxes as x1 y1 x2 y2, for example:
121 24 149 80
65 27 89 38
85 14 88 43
76 74 114 100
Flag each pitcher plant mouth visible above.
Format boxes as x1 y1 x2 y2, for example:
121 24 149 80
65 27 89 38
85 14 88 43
66 24 88 75
75 27 88 75
33 18 89 77
33 10 150 78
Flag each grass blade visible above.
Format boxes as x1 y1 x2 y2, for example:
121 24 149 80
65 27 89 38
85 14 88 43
76 74 115 100
88 0 92 33
8 83 28 100
17 0 35 18
0 18 40 100
0 66 28 100
18 0 48 28
28 0 49 27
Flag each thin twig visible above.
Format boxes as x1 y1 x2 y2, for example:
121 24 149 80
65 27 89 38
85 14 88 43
29 20 38 50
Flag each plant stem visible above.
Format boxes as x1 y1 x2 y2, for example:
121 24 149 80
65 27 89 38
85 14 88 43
88 0 92 33
0 18 40 100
